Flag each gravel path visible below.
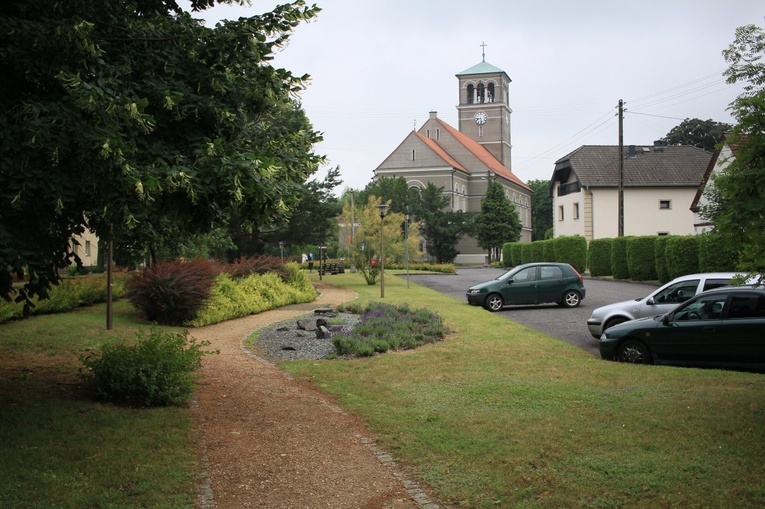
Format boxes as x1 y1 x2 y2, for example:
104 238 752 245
189 282 439 509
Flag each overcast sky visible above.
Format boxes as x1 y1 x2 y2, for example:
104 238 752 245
193 1 763 193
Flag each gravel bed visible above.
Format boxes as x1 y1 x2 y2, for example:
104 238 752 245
252 311 361 362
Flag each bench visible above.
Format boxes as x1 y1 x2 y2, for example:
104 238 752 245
319 262 345 275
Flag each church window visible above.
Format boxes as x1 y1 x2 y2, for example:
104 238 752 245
426 129 430 138
476 83 485 104
412 149 416 161
487 83 495 103
436 128 440 140
478 126 483 137
467 84 474 104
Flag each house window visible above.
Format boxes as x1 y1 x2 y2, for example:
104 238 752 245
658 232 669 236
659 200 671 210
85 240 91 257
436 128 440 140
426 129 430 138
573 202 580 220
558 205 564 221
412 149 416 161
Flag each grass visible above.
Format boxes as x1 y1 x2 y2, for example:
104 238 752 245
2 272 764 507
285 271 765 508
0 300 197 508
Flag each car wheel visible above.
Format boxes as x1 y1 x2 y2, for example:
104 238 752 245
617 339 653 364
604 317 628 331
484 293 504 312
559 290 581 308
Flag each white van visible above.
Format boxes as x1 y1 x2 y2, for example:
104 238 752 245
587 273 741 338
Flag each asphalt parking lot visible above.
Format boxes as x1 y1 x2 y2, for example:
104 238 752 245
400 266 659 357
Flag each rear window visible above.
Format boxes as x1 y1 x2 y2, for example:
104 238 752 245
728 295 765 319
703 278 732 291
540 266 563 280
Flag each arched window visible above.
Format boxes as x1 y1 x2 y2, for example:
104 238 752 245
477 83 485 103
467 84 474 104
487 83 495 103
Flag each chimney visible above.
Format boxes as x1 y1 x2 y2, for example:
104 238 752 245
429 111 438 119
653 140 667 152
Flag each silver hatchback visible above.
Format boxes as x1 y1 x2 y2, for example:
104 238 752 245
586 272 741 338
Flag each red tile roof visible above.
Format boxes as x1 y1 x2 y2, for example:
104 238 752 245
435 119 531 191
414 132 467 171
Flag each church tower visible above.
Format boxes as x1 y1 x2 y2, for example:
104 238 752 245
456 47 513 168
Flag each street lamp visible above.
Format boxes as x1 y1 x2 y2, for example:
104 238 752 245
377 203 388 298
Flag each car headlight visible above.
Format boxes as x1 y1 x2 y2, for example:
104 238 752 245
467 289 483 294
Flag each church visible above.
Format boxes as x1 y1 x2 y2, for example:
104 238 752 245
373 53 532 264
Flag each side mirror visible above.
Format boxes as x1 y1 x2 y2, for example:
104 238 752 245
662 314 669 326
647 297 655 305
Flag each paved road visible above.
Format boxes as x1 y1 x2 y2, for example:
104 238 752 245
399 267 659 357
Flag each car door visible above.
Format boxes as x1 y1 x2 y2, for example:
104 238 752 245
649 293 726 363
636 279 700 320
717 294 765 364
504 266 539 304
536 265 566 303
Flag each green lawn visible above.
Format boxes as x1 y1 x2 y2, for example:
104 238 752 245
285 272 765 508
1 275 764 508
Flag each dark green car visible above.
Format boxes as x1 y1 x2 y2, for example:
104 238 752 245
599 287 765 368
466 262 586 312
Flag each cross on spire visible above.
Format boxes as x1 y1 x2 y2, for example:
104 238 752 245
480 41 487 61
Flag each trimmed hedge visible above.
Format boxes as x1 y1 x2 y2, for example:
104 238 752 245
553 235 587 274
588 239 613 277
530 241 545 263
665 236 700 280
510 243 523 267
626 236 658 281
542 240 556 263
698 232 739 273
654 235 672 284
611 237 631 279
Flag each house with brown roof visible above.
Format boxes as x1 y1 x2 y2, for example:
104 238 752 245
548 143 712 240
374 57 532 263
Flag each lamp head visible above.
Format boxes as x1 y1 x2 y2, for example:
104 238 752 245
377 203 388 218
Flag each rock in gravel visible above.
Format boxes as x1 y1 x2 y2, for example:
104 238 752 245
296 318 317 331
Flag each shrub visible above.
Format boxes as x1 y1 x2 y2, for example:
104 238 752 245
654 235 672 284
188 263 317 327
521 243 533 264
126 260 217 326
698 232 739 272
0 273 127 324
553 235 587 273
530 241 545 262
224 255 285 280
502 243 514 267
510 243 523 267
333 302 445 357
627 236 658 281
610 236 631 279
588 238 612 277
665 236 700 280
542 239 556 262
79 328 216 407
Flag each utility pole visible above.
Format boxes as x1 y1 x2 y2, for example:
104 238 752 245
617 99 625 237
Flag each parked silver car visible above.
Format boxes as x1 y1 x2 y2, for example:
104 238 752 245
587 272 741 338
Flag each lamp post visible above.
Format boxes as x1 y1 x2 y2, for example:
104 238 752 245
404 209 410 289
377 203 388 298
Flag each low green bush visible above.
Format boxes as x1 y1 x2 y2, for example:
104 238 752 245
553 235 587 273
0 274 127 323
385 262 456 273
79 328 216 407
333 302 445 357
698 232 739 272
655 235 672 283
188 262 317 327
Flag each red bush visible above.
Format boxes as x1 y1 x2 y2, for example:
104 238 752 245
127 260 218 325
224 255 286 280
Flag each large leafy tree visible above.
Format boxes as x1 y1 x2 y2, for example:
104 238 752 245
660 118 732 152
418 183 471 263
701 23 765 279
473 181 522 262
358 177 420 216
0 0 322 305
528 179 553 241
